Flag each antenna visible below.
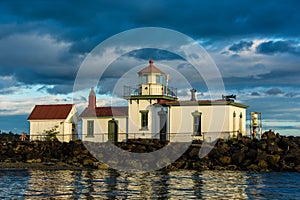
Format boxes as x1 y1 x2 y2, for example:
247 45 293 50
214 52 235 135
166 74 169 95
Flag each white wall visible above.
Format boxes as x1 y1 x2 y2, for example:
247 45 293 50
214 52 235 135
169 104 246 142
81 117 127 142
128 99 158 139
29 106 78 142
29 120 74 142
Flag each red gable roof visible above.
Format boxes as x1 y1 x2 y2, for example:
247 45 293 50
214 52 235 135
80 106 128 118
138 59 164 74
28 104 74 120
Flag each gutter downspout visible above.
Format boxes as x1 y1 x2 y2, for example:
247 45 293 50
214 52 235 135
126 116 128 142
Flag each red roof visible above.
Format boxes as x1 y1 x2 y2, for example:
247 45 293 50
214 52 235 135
80 106 128 118
28 104 74 120
156 100 248 108
138 60 164 74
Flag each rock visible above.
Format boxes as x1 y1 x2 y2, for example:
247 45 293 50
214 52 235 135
262 130 276 140
294 165 300 172
97 163 110 170
219 156 232 165
232 152 245 164
43 162 55 166
258 140 267 150
81 149 89 155
208 148 221 158
241 137 252 146
26 158 42 163
246 149 257 159
83 158 95 166
256 149 267 162
214 166 226 170
267 155 280 166
258 160 268 169
247 164 259 171
267 140 279 153
226 165 237 170
188 147 200 158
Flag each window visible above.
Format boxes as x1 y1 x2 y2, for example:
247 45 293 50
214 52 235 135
156 75 159 84
192 110 202 136
140 110 149 130
142 75 148 84
87 120 94 137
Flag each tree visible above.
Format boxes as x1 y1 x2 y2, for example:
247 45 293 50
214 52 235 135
44 125 59 141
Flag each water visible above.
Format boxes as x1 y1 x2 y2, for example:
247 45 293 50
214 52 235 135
0 169 299 199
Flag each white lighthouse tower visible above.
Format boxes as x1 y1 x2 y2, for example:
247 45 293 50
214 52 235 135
124 59 177 140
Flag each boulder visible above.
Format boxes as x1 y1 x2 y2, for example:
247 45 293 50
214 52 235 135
246 149 257 159
98 163 110 170
258 160 268 169
247 164 259 171
255 149 267 162
267 140 279 153
294 165 300 172
83 158 96 167
219 156 232 165
231 152 245 164
262 130 276 140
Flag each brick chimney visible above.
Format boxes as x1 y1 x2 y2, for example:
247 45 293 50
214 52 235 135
190 88 197 101
88 87 96 108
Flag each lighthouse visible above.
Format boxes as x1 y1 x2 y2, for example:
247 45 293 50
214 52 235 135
124 59 177 139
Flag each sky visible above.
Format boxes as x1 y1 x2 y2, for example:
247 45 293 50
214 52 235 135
0 0 300 136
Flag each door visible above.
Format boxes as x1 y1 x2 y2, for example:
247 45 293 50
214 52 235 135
158 109 167 141
108 119 118 143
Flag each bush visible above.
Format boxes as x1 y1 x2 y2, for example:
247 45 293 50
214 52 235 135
44 126 59 141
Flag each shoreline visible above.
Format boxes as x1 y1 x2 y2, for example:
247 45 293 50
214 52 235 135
1 131 300 172
0 162 82 170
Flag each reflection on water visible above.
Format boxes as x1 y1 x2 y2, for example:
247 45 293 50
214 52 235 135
0 169 299 199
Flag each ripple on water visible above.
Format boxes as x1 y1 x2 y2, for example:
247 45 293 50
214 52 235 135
0 169 299 199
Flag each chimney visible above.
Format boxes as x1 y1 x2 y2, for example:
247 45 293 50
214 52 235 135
88 87 96 108
190 88 197 101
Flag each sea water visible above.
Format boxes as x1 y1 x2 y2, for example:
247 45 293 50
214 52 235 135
0 169 299 199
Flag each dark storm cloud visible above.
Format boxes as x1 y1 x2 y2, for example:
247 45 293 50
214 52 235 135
1 0 300 53
229 41 253 52
256 40 300 55
251 92 260 96
266 88 283 95
0 0 300 95
46 84 75 95
127 48 182 61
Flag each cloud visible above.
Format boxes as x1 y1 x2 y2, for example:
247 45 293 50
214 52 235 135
266 88 283 95
0 1 300 136
251 92 260 96
1 0 300 54
46 84 75 95
0 33 81 94
229 41 253 52
256 40 300 55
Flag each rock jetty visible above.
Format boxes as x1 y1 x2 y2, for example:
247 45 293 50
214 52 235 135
0 131 299 172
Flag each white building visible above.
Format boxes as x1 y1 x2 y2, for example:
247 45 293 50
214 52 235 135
80 88 128 143
80 60 248 142
28 104 78 142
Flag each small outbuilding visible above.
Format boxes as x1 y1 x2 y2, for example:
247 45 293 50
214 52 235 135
27 104 78 142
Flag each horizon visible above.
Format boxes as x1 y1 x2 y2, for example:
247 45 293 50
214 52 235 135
0 1 300 136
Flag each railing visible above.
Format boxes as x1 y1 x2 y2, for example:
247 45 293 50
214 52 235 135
27 131 243 142
123 85 177 98
29 133 79 142
82 131 241 142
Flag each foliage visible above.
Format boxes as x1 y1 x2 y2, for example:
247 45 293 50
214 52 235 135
44 125 59 141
